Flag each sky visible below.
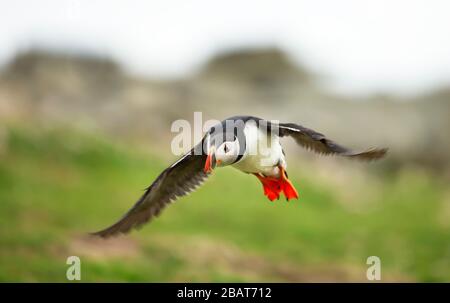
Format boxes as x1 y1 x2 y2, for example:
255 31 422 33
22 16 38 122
1 0 450 95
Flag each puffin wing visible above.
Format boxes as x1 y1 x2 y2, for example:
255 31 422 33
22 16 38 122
92 143 208 238
278 122 387 160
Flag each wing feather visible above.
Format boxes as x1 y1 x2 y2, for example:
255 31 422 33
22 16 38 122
92 143 208 238
278 122 387 161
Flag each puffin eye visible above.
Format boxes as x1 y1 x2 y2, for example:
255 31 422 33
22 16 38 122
224 144 229 153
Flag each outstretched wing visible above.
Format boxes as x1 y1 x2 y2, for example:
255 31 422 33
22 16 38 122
92 143 208 238
278 122 387 160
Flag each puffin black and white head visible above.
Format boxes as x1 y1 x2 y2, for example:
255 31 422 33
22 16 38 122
92 116 387 238
203 119 246 172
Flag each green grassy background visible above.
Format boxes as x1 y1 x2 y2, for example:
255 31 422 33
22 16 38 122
0 125 448 282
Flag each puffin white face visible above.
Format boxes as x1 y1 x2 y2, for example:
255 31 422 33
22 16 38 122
215 140 240 167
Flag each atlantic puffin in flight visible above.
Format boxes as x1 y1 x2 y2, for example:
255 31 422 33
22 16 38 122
93 116 387 238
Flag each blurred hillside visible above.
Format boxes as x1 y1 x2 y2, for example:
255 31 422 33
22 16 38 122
0 49 449 173
0 49 449 282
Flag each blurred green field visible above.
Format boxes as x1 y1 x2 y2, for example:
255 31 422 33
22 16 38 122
0 125 449 282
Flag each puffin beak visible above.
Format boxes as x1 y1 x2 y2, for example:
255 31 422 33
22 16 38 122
204 147 216 173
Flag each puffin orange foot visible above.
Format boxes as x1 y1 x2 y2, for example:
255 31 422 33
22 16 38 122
280 178 299 200
253 174 281 201
279 167 299 201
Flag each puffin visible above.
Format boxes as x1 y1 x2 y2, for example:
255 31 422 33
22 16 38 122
93 116 387 238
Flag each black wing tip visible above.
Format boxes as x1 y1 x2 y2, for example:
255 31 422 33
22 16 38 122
90 223 140 238
89 229 122 239
366 147 389 159
89 214 152 239
89 222 133 239
346 147 389 161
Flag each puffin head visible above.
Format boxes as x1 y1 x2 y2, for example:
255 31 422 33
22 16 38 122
204 138 240 173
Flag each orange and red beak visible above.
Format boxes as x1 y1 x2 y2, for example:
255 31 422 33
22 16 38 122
204 148 216 173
